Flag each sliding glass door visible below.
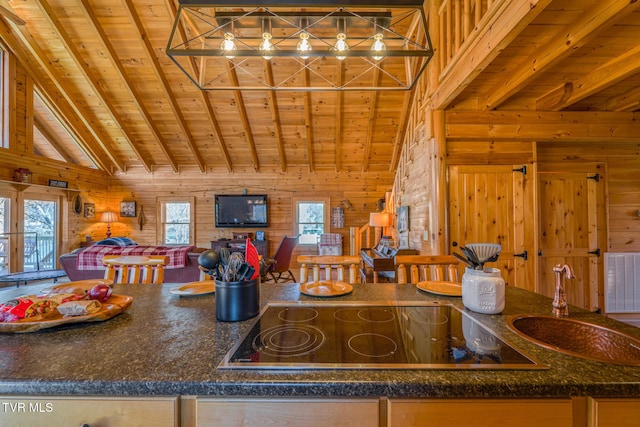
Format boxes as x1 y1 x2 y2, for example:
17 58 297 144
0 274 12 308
0 196 9 275
23 198 57 272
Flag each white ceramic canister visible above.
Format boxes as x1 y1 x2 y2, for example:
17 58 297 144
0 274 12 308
461 267 505 314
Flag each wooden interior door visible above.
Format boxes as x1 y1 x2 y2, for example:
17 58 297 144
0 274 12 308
448 165 533 289
537 164 605 311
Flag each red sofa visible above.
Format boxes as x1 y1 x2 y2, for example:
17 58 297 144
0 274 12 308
59 246 207 283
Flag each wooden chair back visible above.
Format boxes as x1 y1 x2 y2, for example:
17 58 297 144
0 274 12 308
103 255 169 284
394 255 460 285
297 255 360 284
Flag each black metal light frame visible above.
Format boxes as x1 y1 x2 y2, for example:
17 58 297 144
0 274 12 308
166 0 433 91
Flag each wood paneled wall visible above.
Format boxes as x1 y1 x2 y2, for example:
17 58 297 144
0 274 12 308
1 55 393 260
537 142 640 252
1 57 112 253
0 150 110 255
106 168 393 258
392 123 640 254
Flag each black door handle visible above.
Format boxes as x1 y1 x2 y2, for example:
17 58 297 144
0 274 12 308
514 251 528 261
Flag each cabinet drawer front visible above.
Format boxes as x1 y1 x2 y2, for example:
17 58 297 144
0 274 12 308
388 398 573 427
589 398 640 427
196 398 379 427
0 396 178 427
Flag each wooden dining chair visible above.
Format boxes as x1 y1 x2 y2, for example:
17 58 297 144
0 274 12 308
297 255 361 284
394 255 460 285
264 235 299 283
102 255 169 284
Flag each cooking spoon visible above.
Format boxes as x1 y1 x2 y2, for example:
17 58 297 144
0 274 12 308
461 246 481 269
453 252 474 268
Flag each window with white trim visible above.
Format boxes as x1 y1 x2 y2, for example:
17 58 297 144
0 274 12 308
158 197 194 245
294 197 329 245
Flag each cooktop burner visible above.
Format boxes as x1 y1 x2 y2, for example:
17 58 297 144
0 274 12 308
218 302 545 370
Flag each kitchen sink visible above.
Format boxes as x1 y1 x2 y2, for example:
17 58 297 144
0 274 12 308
506 314 640 366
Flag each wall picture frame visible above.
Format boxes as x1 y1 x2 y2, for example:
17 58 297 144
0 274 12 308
397 206 409 233
83 203 95 219
120 201 136 217
48 179 68 188
255 231 265 241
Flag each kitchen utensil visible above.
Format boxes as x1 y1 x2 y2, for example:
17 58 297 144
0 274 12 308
466 243 502 264
461 246 481 269
453 252 474 267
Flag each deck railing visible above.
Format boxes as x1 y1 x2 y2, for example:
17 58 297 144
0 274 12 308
0 233 55 274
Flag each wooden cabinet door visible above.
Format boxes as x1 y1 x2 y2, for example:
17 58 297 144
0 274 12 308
448 165 533 289
537 164 606 311
190 398 380 427
0 396 178 427
588 398 640 426
387 398 573 427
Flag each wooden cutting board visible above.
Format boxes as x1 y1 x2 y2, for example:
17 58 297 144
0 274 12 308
0 294 133 333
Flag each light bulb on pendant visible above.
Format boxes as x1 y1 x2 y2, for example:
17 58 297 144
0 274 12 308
297 32 312 59
221 32 237 59
371 33 386 60
334 33 349 60
259 32 274 60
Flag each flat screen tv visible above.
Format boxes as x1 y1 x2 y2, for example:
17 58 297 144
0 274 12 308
215 194 268 228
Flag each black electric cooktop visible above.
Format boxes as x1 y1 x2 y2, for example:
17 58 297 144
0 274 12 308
218 302 545 370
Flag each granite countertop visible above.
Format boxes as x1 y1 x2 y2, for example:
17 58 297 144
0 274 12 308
1 282 640 398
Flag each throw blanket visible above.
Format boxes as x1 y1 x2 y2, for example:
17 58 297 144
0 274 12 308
76 245 196 270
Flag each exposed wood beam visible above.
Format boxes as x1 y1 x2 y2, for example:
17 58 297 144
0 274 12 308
32 86 109 172
537 44 640 110
483 0 640 110
429 0 551 110
536 83 573 111
34 0 151 173
362 67 382 173
0 15 114 173
0 4 24 26
445 111 640 142
264 62 287 172
303 67 314 173
123 0 206 173
593 86 640 112
78 0 179 173
34 117 77 164
164 0 232 172
227 63 260 172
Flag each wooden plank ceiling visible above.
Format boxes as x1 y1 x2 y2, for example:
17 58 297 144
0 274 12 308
0 0 639 175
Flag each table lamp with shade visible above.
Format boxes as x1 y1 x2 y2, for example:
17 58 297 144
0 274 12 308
100 211 118 238
369 212 392 247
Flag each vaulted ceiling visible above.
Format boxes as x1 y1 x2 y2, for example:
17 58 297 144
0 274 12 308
0 0 639 176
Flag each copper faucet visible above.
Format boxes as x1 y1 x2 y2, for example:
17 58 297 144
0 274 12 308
552 264 575 317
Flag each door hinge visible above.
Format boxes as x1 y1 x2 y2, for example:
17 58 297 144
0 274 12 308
588 248 601 257
514 251 528 261
512 165 527 175
587 173 600 182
